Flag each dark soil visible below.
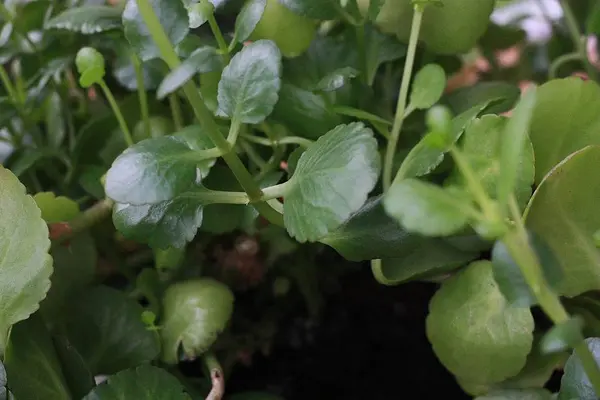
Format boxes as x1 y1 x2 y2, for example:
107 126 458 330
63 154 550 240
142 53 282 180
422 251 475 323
227 268 469 399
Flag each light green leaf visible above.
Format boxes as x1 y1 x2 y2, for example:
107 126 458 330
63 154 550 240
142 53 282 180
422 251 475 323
0 166 52 353
217 40 282 124
4 314 70 400
497 88 537 208
82 364 191 400
530 78 600 183
384 179 474 237
427 261 534 386
161 279 234 364
476 389 554 400
524 146 600 297
45 6 122 34
282 123 380 242
409 64 446 110
313 67 359 92
33 192 80 223
157 47 221 100
558 338 600 400
234 0 266 43
123 0 189 62
105 136 206 205
64 286 160 375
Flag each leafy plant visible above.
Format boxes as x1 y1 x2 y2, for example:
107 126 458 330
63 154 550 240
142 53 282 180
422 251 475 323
2 0 600 398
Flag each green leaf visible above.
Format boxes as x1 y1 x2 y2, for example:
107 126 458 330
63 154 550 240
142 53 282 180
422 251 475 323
444 82 521 116
105 136 207 205
185 0 215 28
0 166 52 352
524 146 600 297
217 40 282 124
530 78 600 183
76 47 106 88
497 88 537 208
161 279 234 364
157 47 221 100
113 190 205 249
52 336 95 399
332 105 392 126
45 6 122 34
33 192 80 223
540 317 585 354
491 231 563 307
272 83 342 139
82 364 191 400
123 0 189 62
4 315 71 400
282 123 380 242
234 0 266 43
313 67 359 92
476 389 554 400
427 261 535 386
79 166 106 199
63 286 160 375
277 0 338 19
558 338 600 400
367 0 385 21
409 64 446 110
384 179 474 237
45 92 65 148
363 24 407 85
113 53 164 91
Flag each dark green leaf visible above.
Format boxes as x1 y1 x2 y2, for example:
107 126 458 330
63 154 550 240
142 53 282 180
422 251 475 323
82 364 191 400
217 40 282 124
53 336 95 399
385 180 474 237
367 0 385 21
113 53 164 91
332 105 392 126
587 1 600 35
558 338 600 400
0 166 52 352
277 0 338 19
282 123 380 242
524 146 600 297
4 315 71 400
444 82 521 116
491 231 563 308
427 261 534 386
234 0 267 43
541 317 585 354
409 64 446 110
105 136 205 205
313 67 359 92
123 0 189 62
79 165 106 199
157 47 221 100
161 279 234 364
45 6 122 34
64 286 160 375
364 24 407 85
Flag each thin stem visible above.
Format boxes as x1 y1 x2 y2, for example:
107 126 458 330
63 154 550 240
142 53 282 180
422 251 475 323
241 140 266 170
227 120 241 144
383 7 424 191
549 52 582 79
0 65 17 101
131 54 151 139
98 80 134 146
169 93 184 131
135 0 283 226
191 189 249 204
204 0 230 63
242 133 313 148
51 199 114 248
558 0 598 81
203 353 225 400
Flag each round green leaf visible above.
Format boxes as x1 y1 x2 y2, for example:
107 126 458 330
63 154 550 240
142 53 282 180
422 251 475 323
33 192 80 223
0 166 52 352
75 47 105 88
282 122 380 242
426 261 534 386
161 279 234 364
82 364 191 400
524 146 600 297
558 338 600 400
45 6 122 34
530 78 600 183
235 0 267 43
105 136 203 205
123 0 189 62
64 286 160 375
217 40 282 124
409 64 446 110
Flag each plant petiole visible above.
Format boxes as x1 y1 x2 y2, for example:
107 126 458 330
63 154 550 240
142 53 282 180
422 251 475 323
98 80 134 146
204 0 231 63
131 53 151 139
169 93 184 131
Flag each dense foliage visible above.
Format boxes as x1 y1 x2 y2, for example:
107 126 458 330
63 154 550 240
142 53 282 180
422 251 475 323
2 0 600 398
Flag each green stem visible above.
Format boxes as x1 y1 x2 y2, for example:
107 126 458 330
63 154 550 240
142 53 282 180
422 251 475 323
558 0 598 81
242 133 313 148
0 65 17 101
131 54 151 139
382 7 423 191
135 0 283 227
227 120 241 144
241 140 266 170
203 352 225 400
192 189 249 204
52 199 114 248
169 93 184 131
204 0 230 63
260 180 293 200
98 80 134 146
549 52 582 79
